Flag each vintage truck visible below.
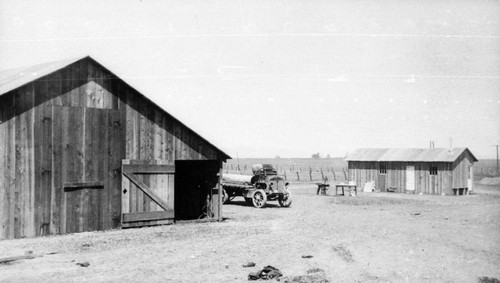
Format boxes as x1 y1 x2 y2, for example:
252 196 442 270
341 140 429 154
221 164 292 208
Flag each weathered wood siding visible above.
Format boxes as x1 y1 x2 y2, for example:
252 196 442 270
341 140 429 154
348 160 458 195
0 84 36 239
122 86 222 162
121 159 175 228
348 161 377 191
414 162 452 195
0 57 227 239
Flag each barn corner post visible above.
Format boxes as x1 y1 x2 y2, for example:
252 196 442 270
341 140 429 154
218 161 223 222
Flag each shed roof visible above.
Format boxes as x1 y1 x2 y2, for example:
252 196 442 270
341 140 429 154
0 56 231 160
345 148 478 162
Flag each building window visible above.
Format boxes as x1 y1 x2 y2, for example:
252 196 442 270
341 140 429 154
379 163 387 174
430 165 438 175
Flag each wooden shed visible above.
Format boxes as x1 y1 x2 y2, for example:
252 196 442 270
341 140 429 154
0 56 230 239
346 148 477 195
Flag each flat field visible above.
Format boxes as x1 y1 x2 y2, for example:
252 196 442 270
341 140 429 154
0 183 499 282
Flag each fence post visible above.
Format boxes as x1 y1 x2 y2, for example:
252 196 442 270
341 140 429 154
320 168 324 182
332 169 336 180
309 167 312 181
296 171 300 181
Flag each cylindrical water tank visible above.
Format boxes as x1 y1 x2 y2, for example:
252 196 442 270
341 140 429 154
221 173 253 185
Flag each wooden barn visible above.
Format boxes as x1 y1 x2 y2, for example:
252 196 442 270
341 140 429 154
0 56 230 239
346 148 477 195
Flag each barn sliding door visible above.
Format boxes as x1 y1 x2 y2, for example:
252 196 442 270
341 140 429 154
45 106 124 235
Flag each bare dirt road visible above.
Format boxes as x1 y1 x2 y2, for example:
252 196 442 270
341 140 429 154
1 183 499 282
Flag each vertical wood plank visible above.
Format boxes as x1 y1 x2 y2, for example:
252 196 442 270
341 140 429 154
6 117 16 239
78 60 88 107
148 161 159 212
83 108 91 231
121 159 130 223
34 104 42 237
137 108 146 212
40 104 53 236
109 72 119 110
50 105 63 235
16 108 36 237
166 115 174 162
64 107 85 234
97 109 108 230
168 172 175 218
68 62 79 107
86 61 97 108
91 108 101 230
0 120 5 239
109 110 124 228
94 64 105 109
153 109 162 160
14 111 26 238
59 65 72 106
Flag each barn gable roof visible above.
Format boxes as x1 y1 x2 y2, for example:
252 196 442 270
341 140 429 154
345 148 478 163
0 56 231 160
0 56 84 96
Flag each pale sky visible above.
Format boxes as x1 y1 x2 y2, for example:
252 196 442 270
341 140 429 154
1 0 499 159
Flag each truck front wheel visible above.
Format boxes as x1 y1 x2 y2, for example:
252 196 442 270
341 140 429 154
252 189 267 208
278 190 292 207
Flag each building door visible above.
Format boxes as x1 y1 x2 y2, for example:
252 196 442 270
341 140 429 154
174 160 222 221
406 166 415 192
377 163 387 192
48 106 124 235
467 165 473 194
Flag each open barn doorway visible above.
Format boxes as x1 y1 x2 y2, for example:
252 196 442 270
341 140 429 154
174 160 222 221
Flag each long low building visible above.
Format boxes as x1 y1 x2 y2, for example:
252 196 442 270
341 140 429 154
346 148 477 195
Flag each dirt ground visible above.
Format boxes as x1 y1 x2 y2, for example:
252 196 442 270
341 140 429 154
1 183 499 283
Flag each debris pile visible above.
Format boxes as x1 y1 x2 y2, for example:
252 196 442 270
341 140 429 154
248 265 283 281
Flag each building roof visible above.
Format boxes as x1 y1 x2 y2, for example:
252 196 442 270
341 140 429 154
0 56 231 160
0 57 84 96
345 148 478 163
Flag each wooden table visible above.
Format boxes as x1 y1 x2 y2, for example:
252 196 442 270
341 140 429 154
335 184 357 196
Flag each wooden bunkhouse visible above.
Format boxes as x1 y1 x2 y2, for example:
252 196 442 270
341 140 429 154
0 56 230 239
346 148 477 195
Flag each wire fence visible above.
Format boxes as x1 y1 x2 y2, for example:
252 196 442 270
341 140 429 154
222 163 348 183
